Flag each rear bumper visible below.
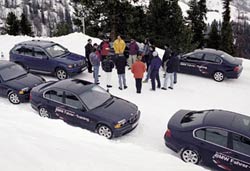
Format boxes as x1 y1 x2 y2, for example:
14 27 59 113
164 135 182 153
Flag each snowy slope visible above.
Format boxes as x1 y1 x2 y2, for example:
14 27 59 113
0 33 250 170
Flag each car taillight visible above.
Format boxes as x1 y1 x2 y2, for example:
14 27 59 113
29 94 32 100
165 129 171 138
234 66 240 72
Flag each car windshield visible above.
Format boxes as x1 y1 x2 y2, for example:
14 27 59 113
0 64 27 81
45 44 68 58
221 52 235 63
79 85 112 110
181 110 208 127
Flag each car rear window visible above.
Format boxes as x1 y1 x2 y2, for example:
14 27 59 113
181 111 208 127
232 115 250 133
221 52 236 63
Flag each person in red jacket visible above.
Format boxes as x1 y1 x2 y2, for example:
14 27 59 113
99 37 110 61
131 55 146 94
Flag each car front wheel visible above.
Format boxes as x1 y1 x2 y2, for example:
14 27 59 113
97 124 113 139
56 68 68 80
8 91 21 104
181 149 200 164
213 71 224 82
39 107 50 118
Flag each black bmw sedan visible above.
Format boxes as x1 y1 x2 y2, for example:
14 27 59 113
0 60 45 104
30 79 140 139
180 48 243 82
164 109 250 171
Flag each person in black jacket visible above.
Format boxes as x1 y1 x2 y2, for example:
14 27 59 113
85 39 93 73
115 55 127 90
162 44 172 78
102 56 114 88
161 52 179 90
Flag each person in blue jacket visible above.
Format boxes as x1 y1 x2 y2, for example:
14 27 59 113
150 51 162 91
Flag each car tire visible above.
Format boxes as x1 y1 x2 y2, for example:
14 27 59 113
97 124 113 139
213 71 224 82
39 106 50 118
8 91 21 104
181 148 200 164
56 68 68 80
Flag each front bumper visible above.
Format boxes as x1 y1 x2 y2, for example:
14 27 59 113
18 93 30 103
112 111 141 138
67 64 88 75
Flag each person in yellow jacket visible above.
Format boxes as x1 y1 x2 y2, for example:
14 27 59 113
113 35 126 56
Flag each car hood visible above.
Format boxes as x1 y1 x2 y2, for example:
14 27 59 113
90 97 138 123
55 52 85 64
5 73 44 90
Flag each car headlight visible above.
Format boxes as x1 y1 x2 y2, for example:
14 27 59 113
114 119 126 129
19 87 30 94
68 64 73 68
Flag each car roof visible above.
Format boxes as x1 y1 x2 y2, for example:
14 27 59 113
203 110 250 137
16 40 56 48
0 60 15 70
194 48 225 56
48 79 93 94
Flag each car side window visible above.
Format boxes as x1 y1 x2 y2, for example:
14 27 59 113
64 92 83 110
186 53 204 61
195 128 228 147
232 133 250 156
44 90 63 103
34 48 47 59
204 54 222 64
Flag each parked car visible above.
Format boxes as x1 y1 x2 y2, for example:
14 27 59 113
30 79 140 139
164 109 250 171
180 48 243 82
9 40 87 80
0 60 45 104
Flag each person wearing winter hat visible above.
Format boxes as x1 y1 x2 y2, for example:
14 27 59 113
150 51 162 90
101 56 114 88
85 39 93 73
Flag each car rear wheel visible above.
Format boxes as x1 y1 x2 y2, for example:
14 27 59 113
39 107 50 118
56 68 68 80
213 71 224 82
97 124 113 139
181 149 200 164
8 91 20 104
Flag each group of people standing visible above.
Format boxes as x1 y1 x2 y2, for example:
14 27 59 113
85 36 180 94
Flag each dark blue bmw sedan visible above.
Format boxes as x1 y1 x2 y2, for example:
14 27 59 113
164 109 250 171
30 79 140 139
0 60 45 104
180 49 243 82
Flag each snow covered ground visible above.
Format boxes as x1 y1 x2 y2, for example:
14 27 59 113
0 33 250 170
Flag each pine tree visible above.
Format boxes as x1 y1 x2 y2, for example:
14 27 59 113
221 0 234 55
20 13 33 36
5 12 19 35
187 0 207 48
53 22 71 37
147 0 189 50
207 20 221 49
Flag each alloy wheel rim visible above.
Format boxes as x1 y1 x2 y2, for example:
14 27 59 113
182 150 199 164
98 126 112 138
39 108 49 117
57 70 67 79
9 93 20 104
214 72 224 81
